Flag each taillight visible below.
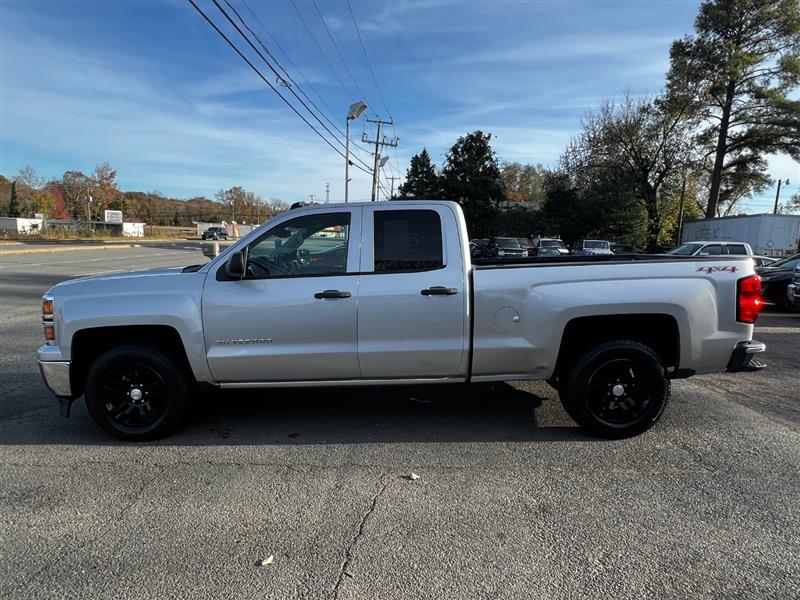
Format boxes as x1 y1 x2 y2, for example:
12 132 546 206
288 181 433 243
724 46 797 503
737 275 762 324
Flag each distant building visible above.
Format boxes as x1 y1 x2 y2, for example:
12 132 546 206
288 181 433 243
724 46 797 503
681 214 800 257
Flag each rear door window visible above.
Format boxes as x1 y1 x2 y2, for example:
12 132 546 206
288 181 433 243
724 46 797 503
374 210 443 272
726 244 748 255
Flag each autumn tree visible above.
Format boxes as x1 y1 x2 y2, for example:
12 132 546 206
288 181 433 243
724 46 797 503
440 131 505 237
500 162 548 206
397 148 440 199
667 0 800 218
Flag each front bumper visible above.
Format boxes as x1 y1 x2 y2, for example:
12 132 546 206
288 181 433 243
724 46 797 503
788 282 800 302
726 341 766 373
38 360 72 397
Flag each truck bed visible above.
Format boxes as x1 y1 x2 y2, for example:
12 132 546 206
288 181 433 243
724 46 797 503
472 254 744 269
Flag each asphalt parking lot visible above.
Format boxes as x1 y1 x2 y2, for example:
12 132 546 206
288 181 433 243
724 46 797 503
1 245 798 599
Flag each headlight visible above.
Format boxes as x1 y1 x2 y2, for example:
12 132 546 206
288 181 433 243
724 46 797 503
42 294 55 344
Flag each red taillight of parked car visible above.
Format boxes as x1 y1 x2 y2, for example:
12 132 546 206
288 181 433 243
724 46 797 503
737 274 762 324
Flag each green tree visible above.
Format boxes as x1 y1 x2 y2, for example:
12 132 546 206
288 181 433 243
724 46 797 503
8 180 21 217
666 0 800 218
440 131 505 237
397 148 440 199
561 94 694 251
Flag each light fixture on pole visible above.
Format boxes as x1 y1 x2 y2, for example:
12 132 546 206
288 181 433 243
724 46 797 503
375 156 390 201
345 101 367 203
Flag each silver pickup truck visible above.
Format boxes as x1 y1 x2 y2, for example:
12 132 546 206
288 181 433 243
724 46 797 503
38 201 766 440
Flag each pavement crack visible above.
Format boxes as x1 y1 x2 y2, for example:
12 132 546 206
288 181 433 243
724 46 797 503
330 473 389 600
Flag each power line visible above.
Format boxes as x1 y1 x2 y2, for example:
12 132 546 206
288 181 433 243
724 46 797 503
290 0 358 103
345 0 392 121
187 0 371 175
219 0 373 172
311 0 375 117
238 0 375 163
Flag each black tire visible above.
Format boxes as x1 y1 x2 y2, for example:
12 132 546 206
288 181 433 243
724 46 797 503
84 345 189 441
560 340 670 439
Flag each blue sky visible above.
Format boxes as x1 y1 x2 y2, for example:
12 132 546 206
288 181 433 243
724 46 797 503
2 0 797 211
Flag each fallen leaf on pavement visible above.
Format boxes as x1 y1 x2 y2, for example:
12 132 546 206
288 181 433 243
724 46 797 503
408 472 421 480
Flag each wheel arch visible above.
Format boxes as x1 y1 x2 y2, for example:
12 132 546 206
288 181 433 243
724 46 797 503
70 325 194 398
553 313 681 384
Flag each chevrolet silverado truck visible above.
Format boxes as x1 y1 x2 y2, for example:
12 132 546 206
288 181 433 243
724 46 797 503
38 201 766 441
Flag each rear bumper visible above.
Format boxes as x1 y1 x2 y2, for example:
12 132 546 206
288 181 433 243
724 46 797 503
726 341 766 373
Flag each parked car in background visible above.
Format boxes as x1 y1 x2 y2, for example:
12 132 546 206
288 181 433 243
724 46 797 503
537 247 565 257
756 253 800 312
610 243 638 255
571 240 613 256
485 237 527 258
470 239 486 258
517 238 535 257
667 241 753 257
788 266 800 305
202 226 228 240
531 237 569 256
753 255 778 268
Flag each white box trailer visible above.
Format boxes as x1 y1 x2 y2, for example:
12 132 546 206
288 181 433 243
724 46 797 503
681 214 800 257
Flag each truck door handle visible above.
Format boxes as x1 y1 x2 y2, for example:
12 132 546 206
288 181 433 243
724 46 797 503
421 286 458 296
314 290 351 299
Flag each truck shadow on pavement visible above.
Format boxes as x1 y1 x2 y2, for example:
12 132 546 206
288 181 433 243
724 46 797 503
181 382 591 445
1 382 595 445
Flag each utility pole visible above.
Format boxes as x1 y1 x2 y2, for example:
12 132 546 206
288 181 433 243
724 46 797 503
388 176 399 199
325 183 330 204
308 194 316 203
363 118 398 202
773 178 790 214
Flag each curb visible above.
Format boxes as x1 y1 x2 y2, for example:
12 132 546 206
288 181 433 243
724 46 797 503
0 244 143 256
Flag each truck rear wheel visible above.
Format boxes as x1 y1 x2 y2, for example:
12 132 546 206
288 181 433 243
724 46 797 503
560 340 670 439
84 346 189 441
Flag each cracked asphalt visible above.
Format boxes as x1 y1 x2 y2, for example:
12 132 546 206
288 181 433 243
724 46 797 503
1 246 799 599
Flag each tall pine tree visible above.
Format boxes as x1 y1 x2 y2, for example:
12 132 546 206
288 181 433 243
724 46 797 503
397 148 440 199
8 180 21 218
667 0 800 217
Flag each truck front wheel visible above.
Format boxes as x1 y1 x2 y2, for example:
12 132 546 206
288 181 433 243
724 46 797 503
561 340 670 439
84 346 189 441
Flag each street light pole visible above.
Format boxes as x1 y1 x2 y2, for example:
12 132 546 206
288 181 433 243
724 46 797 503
345 101 367 203
345 118 351 203
773 178 790 214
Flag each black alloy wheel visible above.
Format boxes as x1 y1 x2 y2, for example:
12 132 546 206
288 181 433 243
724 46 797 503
85 346 189 441
561 340 670 439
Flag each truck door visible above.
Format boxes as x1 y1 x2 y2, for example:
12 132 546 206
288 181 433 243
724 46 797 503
357 205 469 379
202 208 361 382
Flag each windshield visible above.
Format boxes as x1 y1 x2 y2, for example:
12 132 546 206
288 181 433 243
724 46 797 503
667 243 704 255
541 240 566 249
584 241 609 249
495 238 521 248
768 253 800 269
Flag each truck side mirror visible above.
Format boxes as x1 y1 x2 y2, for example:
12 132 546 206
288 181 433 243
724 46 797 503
225 251 246 280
